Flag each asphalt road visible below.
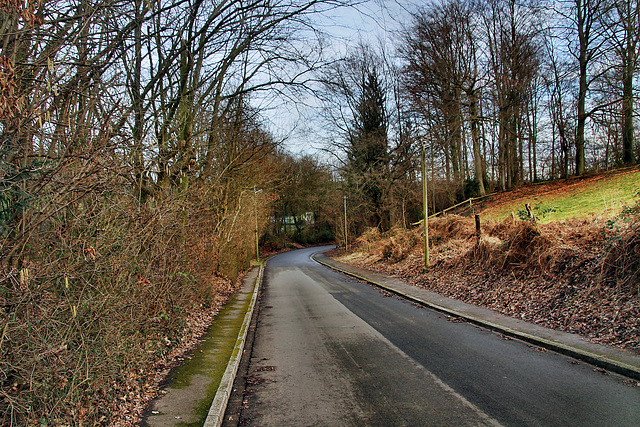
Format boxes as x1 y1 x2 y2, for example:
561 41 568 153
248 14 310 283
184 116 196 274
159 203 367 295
233 247 640 426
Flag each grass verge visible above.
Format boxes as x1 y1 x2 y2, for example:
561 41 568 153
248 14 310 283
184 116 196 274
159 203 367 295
480 169 640 222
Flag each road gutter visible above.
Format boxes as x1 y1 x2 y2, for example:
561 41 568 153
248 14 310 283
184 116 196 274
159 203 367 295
204 263 263 427
313 253 640 382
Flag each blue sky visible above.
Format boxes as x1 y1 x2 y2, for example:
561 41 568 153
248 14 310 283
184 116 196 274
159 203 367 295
262 0 418 159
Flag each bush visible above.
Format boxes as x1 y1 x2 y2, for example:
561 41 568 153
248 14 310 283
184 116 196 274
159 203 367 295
0 154 43 236
296 220 335 244
601 192 640 294
0 163 259 424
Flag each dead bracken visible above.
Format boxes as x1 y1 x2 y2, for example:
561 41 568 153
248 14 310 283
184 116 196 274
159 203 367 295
333 211 640 355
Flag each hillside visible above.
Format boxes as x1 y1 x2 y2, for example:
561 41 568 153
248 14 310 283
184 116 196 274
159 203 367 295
333 172 640 354
451 167 640 222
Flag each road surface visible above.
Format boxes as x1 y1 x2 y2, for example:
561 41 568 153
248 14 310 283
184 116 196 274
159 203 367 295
230 247 640 426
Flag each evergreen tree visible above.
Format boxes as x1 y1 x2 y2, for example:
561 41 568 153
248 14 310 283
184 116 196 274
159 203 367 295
347 67 391 230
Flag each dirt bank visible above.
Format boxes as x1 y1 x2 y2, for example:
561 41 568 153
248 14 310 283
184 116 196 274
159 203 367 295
331 214 640 355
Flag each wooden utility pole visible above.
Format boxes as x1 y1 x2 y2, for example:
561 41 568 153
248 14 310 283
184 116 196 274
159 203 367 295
422 142 430 269
343 195 348 248
254 187 261 261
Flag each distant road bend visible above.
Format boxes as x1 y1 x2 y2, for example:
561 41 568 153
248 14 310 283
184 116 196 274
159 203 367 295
227 247 640 426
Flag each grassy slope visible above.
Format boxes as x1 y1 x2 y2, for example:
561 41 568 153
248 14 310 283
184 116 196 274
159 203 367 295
479 168 640 222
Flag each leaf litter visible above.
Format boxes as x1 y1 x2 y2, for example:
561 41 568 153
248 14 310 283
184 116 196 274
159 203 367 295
332 214 640 355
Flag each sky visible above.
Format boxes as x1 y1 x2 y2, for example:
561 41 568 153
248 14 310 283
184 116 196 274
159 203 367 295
260 0 418 160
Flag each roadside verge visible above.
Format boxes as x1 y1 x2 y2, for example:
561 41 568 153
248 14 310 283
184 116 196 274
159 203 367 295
204 263 263 427
312 252 640 382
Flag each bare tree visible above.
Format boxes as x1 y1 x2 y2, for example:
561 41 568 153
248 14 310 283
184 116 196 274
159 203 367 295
483 0 541 190
542 33 574 179
111 0 344 199
556 0 613 175
318 41 421 231
400 0 488 197
604 0 640 165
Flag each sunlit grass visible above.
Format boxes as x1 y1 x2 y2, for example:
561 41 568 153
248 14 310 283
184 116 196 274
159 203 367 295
482 170 640 222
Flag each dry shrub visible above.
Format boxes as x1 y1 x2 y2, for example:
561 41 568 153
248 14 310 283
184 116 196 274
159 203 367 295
460 216 604 276
336 211 640 353
379 227 420 263
355 227 381 250
472 235 504 267
488 221 561 273
602 231 640 294
353 227 419 263
357 215 605 278
343 227 421 265
426 216 476 267
0 165 261 424
430 215 476 241
600 202 640 295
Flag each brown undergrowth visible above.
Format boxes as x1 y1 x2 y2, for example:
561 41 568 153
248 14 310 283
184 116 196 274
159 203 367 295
0 165 263 425
337 209 640 354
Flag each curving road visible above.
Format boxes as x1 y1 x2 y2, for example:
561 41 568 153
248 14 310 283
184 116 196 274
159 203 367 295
231 247 640 426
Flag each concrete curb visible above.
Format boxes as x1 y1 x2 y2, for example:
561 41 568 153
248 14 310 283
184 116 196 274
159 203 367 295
312 254 640 382
204 263 264 427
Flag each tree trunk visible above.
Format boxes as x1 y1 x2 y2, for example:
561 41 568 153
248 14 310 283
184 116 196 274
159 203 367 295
551 114 556 179
575 2 588 176
468 91 486 195
531 97 538 182
576 76 587 176
132 0 146 198
498 112 507 191
622 61 635 165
